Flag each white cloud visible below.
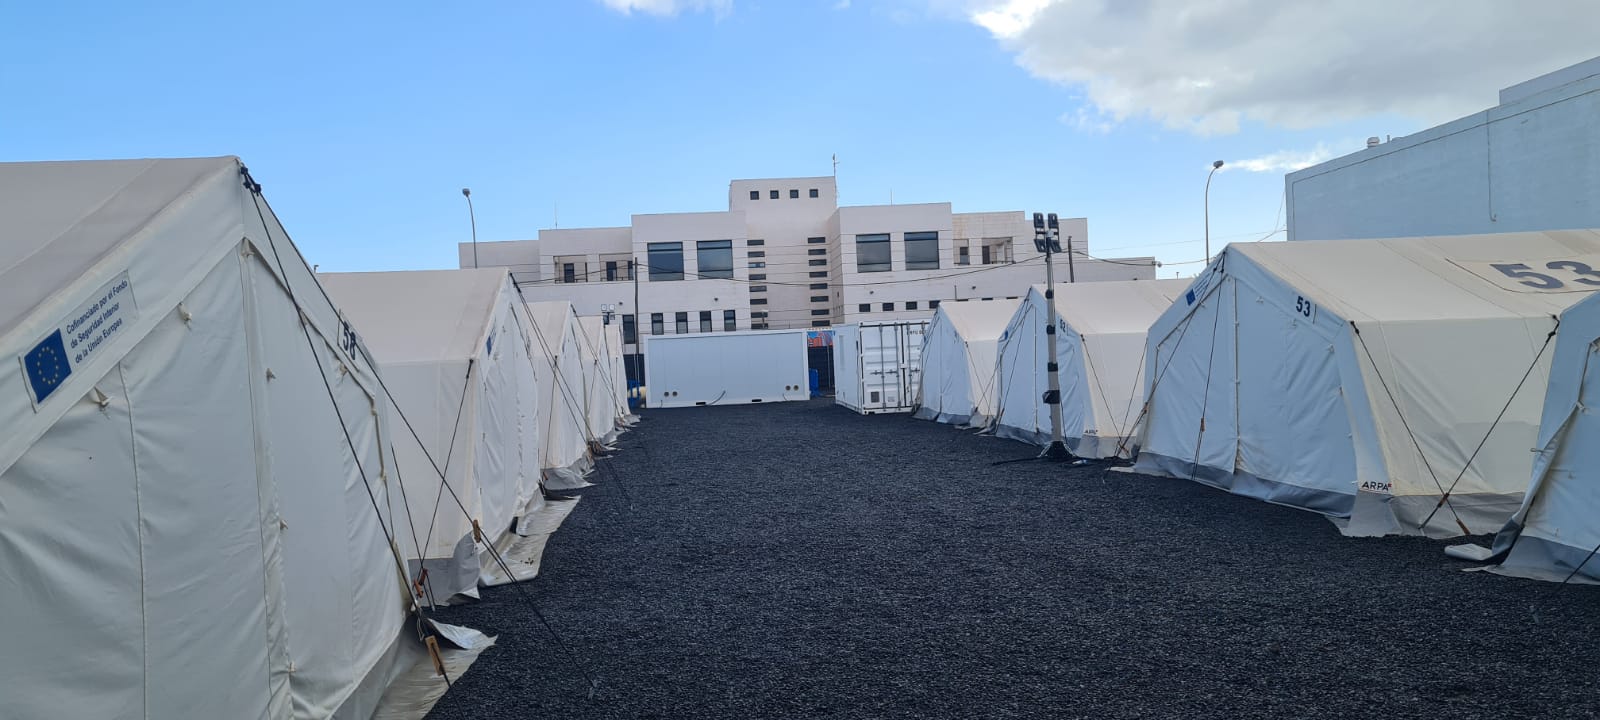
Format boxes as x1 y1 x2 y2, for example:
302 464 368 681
1227 144 1337 173
962 0 1600 135
598 0 732 17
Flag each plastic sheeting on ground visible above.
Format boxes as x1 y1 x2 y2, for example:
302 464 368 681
321 269 551 603
991 281 1189 457
1133 231 1600 537
914 299 1020 426
0 156 460 718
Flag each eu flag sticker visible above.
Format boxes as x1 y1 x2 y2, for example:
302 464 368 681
23 329 73 406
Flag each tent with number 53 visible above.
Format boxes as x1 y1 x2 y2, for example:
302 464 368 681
1131 230 1600 538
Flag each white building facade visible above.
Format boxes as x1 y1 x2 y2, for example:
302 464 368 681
1286 56 1600 241
461 176 1154 374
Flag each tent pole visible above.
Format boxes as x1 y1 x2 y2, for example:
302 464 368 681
1042 239 1072 461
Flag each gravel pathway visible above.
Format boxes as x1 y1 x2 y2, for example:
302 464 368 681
425 399 1600 719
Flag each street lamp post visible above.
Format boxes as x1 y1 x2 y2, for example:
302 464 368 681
463 188 479 268
1033 212 1074 462
1204 160 1223 262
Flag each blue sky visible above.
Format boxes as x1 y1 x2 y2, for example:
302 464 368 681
4 1 1590 276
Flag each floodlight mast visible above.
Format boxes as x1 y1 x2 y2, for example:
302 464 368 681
1034 212 1074 462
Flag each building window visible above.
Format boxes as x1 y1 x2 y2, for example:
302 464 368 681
750 261 766 269
807 236 826 244
749 251 766 258
812 320 830 327
697 240 734 280
651 313 664 335
700 311 712 333
751 273 767 281
751 311 768 318
906 301 919 310
808 248 827 256
648 242 684 281
811 295 828 302
748 239 765 246
751 298 768 305
811 309 830 316
809 283 828 290
562 262 577 284
750 285 768 292
750 190 760 200
808 259 827 267
622 314 636 344
809 271 827 278
790 189 799 198
856 233 891 272
930 300 941 309
905 231 939 270
675 312 689 334
858 303 871 312
809 189 819 198
957 246 970 265
605 260 619 281
882 302 894 311
981 245 992 265
752 323 769 330
769 190 779 199
724 310 736 331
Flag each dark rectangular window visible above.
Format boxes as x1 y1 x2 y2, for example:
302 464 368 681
808 259 827 267
750 190 760 200
809 283 828 290
651 313 664 335
811 309 829 316
748 239 765 246
700 311 712 333
810 295 827 302
675 312 688 334
812 320 830 327
648 242 684 281
750 285 768 292
753 323 769 330
749 251 766 258
750 261 766 269
562 263 576 284
697 240 734 280
882 302 894 311
751 298 768 305
790 189 799 198
809 189 819 198
957 246 970 265
981 245 992 265
724 310 736 331
751 273 767 281
906 301 919 310
858 303 871 312
605 260 619 281
930 299 941 309
808 248 827 256
769 190 779 199
809 271 827 278
905 231 939 270
622 314 636 344
856 233 891 272
807 236 826 244
751 311 768 318
981 297 994 301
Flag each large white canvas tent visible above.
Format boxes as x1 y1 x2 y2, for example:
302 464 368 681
321 269 557 601
914 299 1020 426
520 300 597 489
1134 231 1600 537
1483 289 1600 582
0 157 477 718
992 280 1189 457
578 315 627 444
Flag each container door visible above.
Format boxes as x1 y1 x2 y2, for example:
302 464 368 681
860 325 901 411
901 322 926 411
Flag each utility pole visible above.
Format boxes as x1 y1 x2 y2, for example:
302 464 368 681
1064 232 1076 283
462 188 478 268
1034 212 1073 461
630 258 644 398
1205 160 1224 262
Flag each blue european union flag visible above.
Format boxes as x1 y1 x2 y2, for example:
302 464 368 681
1185 290 1196 306
24 329 72 404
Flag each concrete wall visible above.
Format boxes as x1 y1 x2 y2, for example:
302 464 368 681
1287 57 1600 241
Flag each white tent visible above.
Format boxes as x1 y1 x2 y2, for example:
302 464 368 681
577 316 626 444
914 299 1020 426
519 300 596 489
1134 231 1600 537
993 281 1189 457
0 157 478 718
321 269 559 601
1484 289 1600 582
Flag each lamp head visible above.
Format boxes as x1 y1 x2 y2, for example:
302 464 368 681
461 187 472 197
1212 160 1224 169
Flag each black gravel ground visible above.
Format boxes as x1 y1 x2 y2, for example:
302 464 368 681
425 399 1600 719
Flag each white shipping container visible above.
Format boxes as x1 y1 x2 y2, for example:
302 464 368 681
644 329 810 408
833 320 928 414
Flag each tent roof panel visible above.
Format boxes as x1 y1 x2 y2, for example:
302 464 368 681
935 298 1022 341
320 269 510 364
1038 279 1192 336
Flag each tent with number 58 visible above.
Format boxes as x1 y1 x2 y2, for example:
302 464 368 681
1131 230 1600 538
